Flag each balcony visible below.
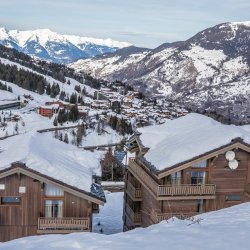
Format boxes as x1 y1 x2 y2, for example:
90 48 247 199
128 158 216 200
150 211 197 224
157 184 216 198
37 217 90 234
126 181 143 201
125 203 142 226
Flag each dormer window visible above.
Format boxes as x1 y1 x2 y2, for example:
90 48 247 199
44 183 64 197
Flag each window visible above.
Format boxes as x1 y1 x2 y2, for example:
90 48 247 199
1 196 21 205
191 171 206 185
45 183 64 197
0 184 5 190
45 200 63 218
192 160 207 168
226 194 242 201
170 171 181 185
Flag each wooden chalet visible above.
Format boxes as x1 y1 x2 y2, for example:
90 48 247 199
123 114 250 231
0 163 105 242
0 132 105 242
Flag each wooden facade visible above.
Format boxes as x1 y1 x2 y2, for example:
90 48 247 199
0 163 105 242
123 138 250 230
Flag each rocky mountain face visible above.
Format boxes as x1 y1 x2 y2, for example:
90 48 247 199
0 28 131 64
70 22 250 124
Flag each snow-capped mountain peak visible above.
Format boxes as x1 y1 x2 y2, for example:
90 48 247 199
0 27 131 63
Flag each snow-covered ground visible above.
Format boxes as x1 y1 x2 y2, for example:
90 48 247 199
0 90 18 101
93 191 124 234
0 109 54 137
1 202 250 250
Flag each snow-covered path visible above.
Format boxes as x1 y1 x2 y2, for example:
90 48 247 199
93 191 124 234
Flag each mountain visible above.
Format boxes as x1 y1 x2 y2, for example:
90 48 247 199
0 27 131 64
70 22 250 123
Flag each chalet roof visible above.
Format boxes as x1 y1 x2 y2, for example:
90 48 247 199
129 113 250 172
0 131 104 202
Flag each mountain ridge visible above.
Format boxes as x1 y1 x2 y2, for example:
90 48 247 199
0 27 131 64
69 21 250 123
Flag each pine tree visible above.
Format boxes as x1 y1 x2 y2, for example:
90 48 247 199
70 93 77 104
53 117 58 126
46 84 51 95
76 124 85 146
59 132 63 141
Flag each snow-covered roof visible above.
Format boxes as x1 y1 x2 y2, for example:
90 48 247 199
136 113 250 171
40 104 60 109
0 132 102 195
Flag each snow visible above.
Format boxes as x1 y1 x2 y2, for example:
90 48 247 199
0 90 18 101
101 181 125 187
0 131 102 192
2 28 131 49
0 110 54 137
93 191 124 234
137 113 250 170
182 46 227 84
2 202 250 250
82 126 123 147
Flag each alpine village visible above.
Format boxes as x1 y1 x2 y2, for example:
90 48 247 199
0 2 250 250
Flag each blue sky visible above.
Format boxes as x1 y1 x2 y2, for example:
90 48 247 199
0 0 249 48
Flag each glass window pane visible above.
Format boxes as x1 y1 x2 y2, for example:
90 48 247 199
192 160 207 168
1 197 21 204
171 171 181 184
191 171 206 184
45 183 64 196
45 200 63 218
226 195 242 201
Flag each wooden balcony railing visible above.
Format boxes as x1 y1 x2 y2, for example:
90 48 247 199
157 184 216 197
127 181 143 200
37 217 90 233
128 158 216 200
150 210 197 224
125 203 142 225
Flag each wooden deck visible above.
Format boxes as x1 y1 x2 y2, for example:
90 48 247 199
37 217 90 233
129 158 216 200
158 184 216 196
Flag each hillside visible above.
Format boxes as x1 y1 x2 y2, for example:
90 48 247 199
0 28 131 64
1 202 250 250
70 22 250 124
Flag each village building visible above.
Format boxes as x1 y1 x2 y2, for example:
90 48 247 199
38 104 60 117
123 113 250 231
0 132 105 242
